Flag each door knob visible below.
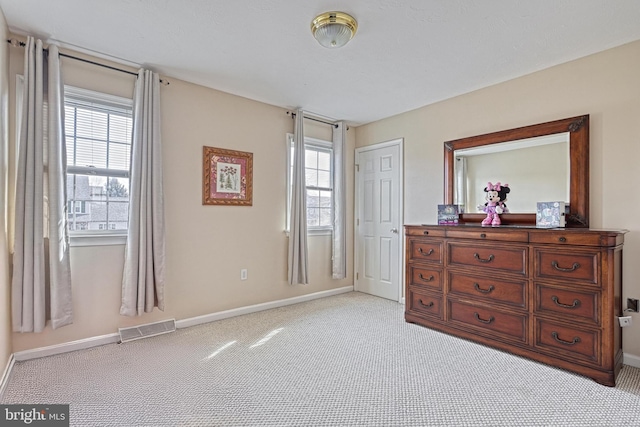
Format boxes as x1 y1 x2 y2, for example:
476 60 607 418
390 228 398 234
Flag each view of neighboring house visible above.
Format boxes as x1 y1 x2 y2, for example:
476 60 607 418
66 175 129 231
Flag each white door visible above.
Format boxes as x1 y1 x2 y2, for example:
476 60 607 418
355 139 403 301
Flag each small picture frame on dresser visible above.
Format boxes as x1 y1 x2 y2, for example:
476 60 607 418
437 204 460 225
536 201 566 228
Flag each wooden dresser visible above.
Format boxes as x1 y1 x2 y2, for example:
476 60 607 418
405 224 626 386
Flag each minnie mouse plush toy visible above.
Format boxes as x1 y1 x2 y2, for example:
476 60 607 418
479 182 510 226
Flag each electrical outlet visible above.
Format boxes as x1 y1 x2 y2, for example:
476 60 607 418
240 269 248 281
618 316 632 327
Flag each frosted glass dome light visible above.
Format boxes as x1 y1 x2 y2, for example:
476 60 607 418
311 12 358 49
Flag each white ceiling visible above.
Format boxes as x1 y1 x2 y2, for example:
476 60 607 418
2 0 640 126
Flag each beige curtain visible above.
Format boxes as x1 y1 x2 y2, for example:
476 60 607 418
12 37 72 332
332 122 346 279
288 108 308 284
120 69 166 316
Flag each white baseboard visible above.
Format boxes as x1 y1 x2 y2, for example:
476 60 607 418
10 286 354 362
13 333 120 362
176 286 354 329
0 353 16 399
624 353 640 369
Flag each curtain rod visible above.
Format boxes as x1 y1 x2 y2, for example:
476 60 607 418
61 52 139 77
287 111 338 128
6 38 169 85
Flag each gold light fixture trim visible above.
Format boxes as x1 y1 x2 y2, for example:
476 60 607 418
311 11 358 48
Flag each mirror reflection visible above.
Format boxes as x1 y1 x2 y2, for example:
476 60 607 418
454 133 570 214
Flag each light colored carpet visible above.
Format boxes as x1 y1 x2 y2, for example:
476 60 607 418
2 291 640 426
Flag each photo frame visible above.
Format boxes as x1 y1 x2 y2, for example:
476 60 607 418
202 146 253 206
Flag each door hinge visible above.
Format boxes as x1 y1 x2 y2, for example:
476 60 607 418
357 218 359 226
355 164 359 172
356 272 359 280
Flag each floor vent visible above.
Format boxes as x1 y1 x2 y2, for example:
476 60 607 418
118 319 176 343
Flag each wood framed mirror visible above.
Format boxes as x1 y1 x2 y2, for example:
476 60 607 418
444 115 589 227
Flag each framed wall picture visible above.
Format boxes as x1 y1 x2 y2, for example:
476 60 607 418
202 146 253 206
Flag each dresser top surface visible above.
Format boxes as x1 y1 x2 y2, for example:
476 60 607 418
405 224 627 246
409 224 628 234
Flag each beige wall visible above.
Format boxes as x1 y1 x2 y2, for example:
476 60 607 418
7 42 354 352
356 40 640 358
0 8 11 372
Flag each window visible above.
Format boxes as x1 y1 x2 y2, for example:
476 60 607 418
287 135 333 232
64 86 133 234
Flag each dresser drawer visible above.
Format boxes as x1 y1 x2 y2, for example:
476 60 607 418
448 243 527 275
407 288 443 321
446 228 528 243
529 231 620 247
535 283 599 325
448 299 527 342
408 239 444 264
448 272 526 308
534 248 599 285
535 318 600 365
405 227 446 238
408 266 442 291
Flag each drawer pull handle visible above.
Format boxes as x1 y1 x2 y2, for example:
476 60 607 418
418 299 434 308
423 231 429 235
480 233 487 238
559 237 567 242
551 261 580 272
551 331 581 346
419 247 434 256
551 295 581 309
419 274 435 282
473 312 494 324
474 283 495 294
473 253 495 263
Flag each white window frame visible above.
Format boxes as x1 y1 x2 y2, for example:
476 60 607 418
64 86 133 246
286 133 334 236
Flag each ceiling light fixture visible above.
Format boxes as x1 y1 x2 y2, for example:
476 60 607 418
310 11 358 49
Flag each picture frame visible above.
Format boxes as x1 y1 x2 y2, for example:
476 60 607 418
437 204 460 225
202 146 253 206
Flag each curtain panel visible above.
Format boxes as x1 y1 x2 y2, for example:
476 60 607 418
12 37 73 332
288 108 309 285
332 122 347 279
120 69 166 316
